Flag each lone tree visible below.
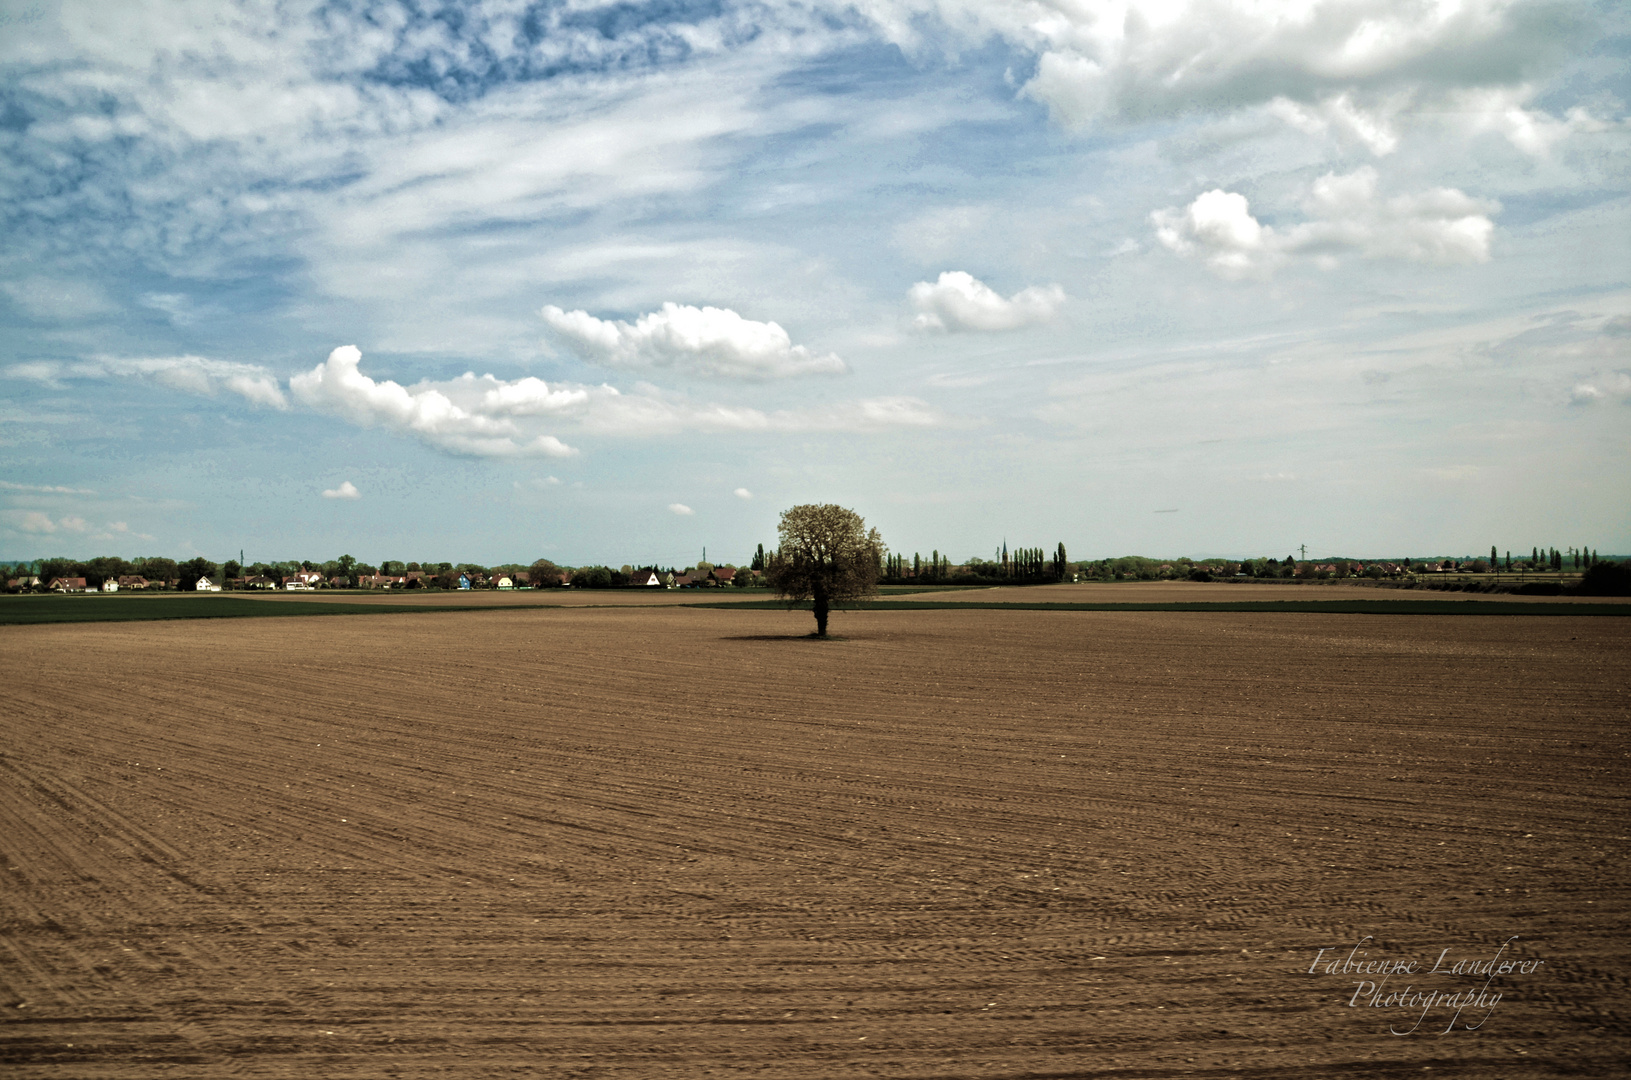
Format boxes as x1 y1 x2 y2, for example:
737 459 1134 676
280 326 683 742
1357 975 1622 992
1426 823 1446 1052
766 503 885 637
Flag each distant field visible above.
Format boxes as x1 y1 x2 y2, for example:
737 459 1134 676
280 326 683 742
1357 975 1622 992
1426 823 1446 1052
0 594 483 625
710 598 1631 616
7 582 1627 624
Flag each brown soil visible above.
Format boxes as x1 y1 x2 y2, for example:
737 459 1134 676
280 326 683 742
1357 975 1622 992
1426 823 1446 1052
2 606 1626 1078
892 581 1625 604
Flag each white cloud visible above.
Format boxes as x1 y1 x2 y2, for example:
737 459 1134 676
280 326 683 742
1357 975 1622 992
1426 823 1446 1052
1448 86 1615 156
0 277 119 320
289 346 581 459
576 387 944 437
734 487 753 499
477 376 593 416
908 272 1066 332
0 481 98 495
91 520 154 542
855 1 1608 162
1571 371 1631 405
5 354 288 408
668 503 695 515
910 0 1586 130
1266 83 1612 158
1153 168 1498 277
1152 190 1275 278
284 347 942 455
322 481 361 500
541 302 847 379
14 511 59 534
1268 93 1404 156
893 204 990 260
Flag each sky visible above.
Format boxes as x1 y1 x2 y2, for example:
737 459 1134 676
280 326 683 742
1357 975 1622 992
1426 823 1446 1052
2 0 1627 568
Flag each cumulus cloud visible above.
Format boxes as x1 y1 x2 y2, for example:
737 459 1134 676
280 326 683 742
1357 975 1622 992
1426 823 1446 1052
286 346 938 456
289 346 580 459
668 503 695 515
6 355 288 408
734 487 753 499
541 302 847 379
322 481 361 500
908 272 1066 332
1152 190 1274 277
1571 371 1631 405
850 1 1604 159
979 0 1582 129
478 376 593 416
7 511 90 535
1152 168 1498 277
15 511 60 534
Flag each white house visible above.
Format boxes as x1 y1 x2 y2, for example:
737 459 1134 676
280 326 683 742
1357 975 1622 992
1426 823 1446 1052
194 577 222 592
101 579 119 592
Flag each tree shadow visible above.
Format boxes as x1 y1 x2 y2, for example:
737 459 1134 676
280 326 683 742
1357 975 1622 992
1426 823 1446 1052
719 633 853 642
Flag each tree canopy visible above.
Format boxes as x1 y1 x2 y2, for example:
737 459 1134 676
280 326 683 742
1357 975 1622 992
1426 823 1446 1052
765 504 884 636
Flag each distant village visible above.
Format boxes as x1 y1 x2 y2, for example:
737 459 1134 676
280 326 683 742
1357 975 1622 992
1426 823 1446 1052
5 559 760 594
4 544 1605 595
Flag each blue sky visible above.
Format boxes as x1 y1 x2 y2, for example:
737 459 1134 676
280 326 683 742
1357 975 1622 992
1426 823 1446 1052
2 0 1627 567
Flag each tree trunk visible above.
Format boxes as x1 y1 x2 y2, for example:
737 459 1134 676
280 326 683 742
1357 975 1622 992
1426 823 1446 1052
813 582 829 637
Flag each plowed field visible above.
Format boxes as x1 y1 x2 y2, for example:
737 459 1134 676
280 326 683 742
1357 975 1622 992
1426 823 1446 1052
2 606 1627 1078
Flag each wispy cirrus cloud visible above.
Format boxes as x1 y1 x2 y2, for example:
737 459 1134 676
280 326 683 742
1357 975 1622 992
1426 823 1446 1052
0 480 98 495
5 355 288 408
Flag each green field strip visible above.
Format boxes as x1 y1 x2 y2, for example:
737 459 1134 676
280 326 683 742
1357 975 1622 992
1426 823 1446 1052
6 594 1627 626
0 595 490 625
690 598 1631 616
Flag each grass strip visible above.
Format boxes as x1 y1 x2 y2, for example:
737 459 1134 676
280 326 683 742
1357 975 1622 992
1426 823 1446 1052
691 599 1631 616
0 595 489 625
7 594 1627 625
